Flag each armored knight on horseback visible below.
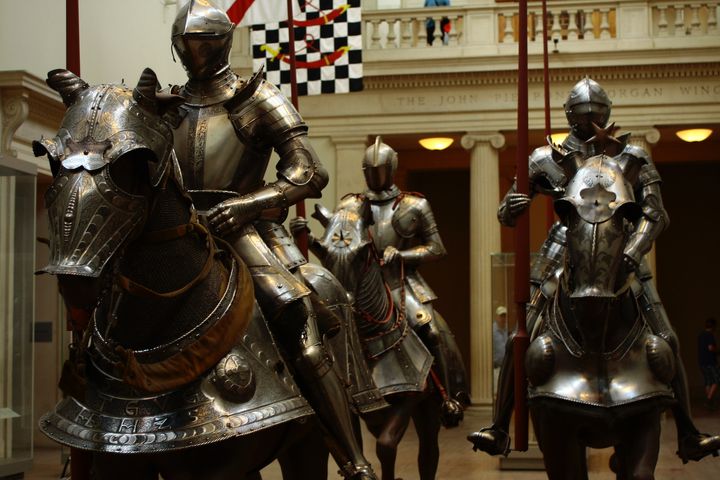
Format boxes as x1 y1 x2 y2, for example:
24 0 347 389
468 77 720 463
360 137 469 424
165 1 376 478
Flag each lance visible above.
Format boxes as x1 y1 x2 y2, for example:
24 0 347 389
513 0 531 452
66 2 93 477
285 0 309 258
542 0 555 231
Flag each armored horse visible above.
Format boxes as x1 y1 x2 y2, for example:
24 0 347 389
34 68 347 479
293 194 462 480
525 139 679 479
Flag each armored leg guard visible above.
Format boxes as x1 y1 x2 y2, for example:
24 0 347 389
636 262 720 463
417 319 464 428
281 298 377 480
468 223 566 456
467 288 549 456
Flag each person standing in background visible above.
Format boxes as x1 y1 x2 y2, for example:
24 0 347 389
492 306 508 394
699 317 719 411
424 0 451 45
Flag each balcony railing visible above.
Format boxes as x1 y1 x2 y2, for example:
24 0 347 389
363 1 719 51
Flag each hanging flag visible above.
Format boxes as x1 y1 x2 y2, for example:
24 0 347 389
251 0 363 96
179 1 297 27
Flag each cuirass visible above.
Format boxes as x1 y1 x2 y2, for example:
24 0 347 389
174 103 243 190
369 199 421 252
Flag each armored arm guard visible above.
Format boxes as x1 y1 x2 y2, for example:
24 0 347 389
498 145 567 227
623 147 669 266
497 182 532 227
397 196 447 266
225 76 329 211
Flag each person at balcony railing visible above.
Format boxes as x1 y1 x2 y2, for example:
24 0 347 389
467 77 720 463
424 0 451 45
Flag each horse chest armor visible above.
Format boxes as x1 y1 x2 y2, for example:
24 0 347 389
40 308 314 453
174 104 247 191
526 306 675 407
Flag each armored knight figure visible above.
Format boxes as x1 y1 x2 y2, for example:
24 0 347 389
167 2 376 478
468 77 720 462
361 136 468 423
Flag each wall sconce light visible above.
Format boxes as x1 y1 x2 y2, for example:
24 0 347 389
675 128 712 142
419 137 454 150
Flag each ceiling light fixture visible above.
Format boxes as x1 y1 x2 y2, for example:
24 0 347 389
419 137 454 151
549 132 568 145
675 128 712 142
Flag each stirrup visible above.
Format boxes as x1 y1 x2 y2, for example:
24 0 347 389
339 462 377 480
467 427 511 457
677 432 720 463
440 398 464 428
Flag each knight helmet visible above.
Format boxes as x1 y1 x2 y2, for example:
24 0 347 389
362 136 398 192
564 77 612 141
172 0 236 80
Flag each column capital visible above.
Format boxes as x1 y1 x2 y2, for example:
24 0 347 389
331 134 370 148
620 127 661 147
461 132 506 151
1 89 30 158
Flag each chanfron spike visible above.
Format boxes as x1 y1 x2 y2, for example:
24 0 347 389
46 69 89 107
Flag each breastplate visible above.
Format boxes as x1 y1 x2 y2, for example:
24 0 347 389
174 103 246 191
370 200 407 252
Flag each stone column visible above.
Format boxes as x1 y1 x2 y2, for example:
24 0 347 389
627 127 661 279
461 132 505 406
332 135 369 203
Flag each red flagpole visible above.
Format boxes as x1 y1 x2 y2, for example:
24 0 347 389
285 0 309 258
66 2 92 477
542 0 555 230
513 0 530 452
66 0 80 75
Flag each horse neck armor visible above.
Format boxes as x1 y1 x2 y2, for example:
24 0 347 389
317 197 434 396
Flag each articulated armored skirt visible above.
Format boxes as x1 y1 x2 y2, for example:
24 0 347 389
387 270 436 329
190 190 311 317
363 326 433 397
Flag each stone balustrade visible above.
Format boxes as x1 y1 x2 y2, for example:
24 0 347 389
363 1 719 54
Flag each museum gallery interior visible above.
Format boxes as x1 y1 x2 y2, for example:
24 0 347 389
0 1 719 479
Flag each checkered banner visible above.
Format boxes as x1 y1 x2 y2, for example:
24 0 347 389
251 0 363 96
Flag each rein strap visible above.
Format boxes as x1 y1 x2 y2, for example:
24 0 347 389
117 222 216 299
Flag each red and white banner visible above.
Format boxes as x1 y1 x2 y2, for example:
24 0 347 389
212 0 298 26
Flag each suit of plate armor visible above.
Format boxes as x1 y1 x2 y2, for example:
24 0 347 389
360 137 466 423
167 2 375 478
469 78 720 461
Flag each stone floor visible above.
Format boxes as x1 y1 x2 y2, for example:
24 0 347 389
26 405 720 479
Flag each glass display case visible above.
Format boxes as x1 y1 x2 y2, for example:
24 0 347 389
0 155 36 477
491 252 544 470
490 252 540 393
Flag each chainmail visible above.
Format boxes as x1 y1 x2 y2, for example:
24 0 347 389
104 182 226 349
